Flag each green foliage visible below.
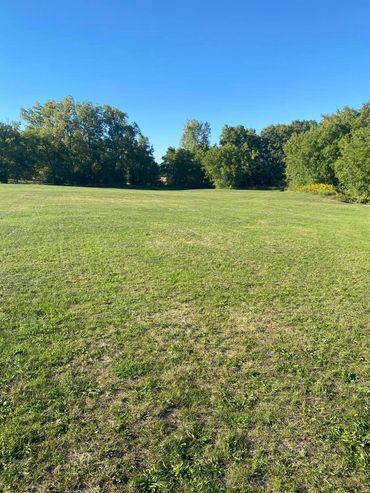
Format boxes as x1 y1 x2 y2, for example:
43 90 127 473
202 143 260 188
220 125 261 148
127 135 158 187
160 147 207 188
335 126 370 202
285 120 346 188
261 120 317 186
0 123 28 183
18 96 158 186
285 104 370 199
202 126 271 188
180 119 211 153
1 97 370 195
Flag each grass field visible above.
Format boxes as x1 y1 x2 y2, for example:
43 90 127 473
0 185 369 493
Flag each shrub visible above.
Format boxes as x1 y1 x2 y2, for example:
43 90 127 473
298 183 338 196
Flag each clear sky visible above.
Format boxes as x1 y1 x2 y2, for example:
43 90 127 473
1 0 370 160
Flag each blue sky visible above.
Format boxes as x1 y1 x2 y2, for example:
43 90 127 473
1 0 370 160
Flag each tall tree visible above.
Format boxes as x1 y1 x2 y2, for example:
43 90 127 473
160 147 206 188
202 143 262 189
20 97 158 186
284 108 359 189
202 125 267 188
0 123 28 183
220 125 261 149
261 120 317 186
335 126 370 201
180 119 211 153
127 135 158 186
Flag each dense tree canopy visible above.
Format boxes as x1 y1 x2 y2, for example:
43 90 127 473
159 119 211 188
220 125 261 148
284 103 370 199
0 97 369 200
0 123 23 183
160 147 207 188
202 126 274 188
0 97 158 186
335 126 370 201
261 120 317 186
202 143 259 189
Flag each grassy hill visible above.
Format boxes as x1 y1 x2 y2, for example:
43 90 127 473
0 185 369 492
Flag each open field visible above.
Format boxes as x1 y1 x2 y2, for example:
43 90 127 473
0 185 369 492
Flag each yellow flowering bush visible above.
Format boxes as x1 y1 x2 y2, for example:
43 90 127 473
298 183 338 196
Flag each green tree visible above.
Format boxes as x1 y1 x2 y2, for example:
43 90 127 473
284 108 358 189
160 147 206 188
220 125 261 149
0 123 28 183
20 97 157 186
202 143 262 188
261 120 317 186
180 119 211 153
127 135 158 186
335 127 370 201
202 126 268 188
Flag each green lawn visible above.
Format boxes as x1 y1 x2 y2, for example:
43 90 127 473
0 185 369 493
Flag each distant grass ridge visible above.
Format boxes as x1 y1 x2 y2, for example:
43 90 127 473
0 185 369 492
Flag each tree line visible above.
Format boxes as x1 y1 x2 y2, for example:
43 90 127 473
0 96 369 201
0 97 157 187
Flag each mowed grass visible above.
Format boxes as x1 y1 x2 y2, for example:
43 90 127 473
0 185 369 493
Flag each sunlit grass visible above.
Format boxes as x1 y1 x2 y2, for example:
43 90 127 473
0 184 369 492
